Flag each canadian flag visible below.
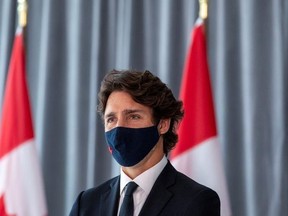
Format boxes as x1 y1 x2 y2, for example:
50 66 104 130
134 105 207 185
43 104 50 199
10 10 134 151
170 18 231 216
0 28 47 216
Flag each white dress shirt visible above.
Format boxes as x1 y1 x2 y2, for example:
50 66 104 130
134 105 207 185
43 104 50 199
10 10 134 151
117 156 168 216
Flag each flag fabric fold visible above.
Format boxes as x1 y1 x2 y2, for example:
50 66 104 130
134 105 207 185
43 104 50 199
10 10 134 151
0 28 47 216
170 18 231 216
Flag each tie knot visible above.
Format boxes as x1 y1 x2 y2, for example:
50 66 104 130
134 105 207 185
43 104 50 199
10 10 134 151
125 182 138 196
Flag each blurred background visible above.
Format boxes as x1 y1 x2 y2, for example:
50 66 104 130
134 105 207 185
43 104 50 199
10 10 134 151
0 0 287 215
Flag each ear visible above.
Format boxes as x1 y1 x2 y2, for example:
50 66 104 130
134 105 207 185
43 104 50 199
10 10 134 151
158 118 171 135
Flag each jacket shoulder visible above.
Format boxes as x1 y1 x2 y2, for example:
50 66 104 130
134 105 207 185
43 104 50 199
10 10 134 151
157 162 220 215
82 176 118 198
69 176 119 216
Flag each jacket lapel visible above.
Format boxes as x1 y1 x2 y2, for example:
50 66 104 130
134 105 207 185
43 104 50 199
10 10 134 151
139 162 176 216
100 176 120 216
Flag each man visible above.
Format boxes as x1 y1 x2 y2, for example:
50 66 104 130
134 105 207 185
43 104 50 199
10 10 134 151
70 69 220 216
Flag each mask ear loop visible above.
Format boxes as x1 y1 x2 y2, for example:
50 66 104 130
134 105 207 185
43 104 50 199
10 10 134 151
157 118 172 135
155 119 164 136
155 119 161 129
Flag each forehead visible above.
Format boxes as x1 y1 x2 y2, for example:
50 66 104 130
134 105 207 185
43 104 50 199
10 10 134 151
104 91 152 115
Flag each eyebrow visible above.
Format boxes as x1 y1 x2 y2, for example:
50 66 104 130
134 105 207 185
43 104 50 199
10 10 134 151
104 112 116 119
123 109 145 115
104 109 145 119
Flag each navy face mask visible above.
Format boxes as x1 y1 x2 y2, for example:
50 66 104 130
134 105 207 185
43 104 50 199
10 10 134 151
105 125 159 167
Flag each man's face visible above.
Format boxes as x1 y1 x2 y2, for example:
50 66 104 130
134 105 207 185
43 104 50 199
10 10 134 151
104 91 154 132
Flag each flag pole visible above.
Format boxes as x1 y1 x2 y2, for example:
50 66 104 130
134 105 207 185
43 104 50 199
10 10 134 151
17 0 28 28
199 0 208 20
199 0 208 39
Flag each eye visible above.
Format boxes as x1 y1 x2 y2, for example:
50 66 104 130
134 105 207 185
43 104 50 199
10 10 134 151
106 117 116 124
129 114 141 120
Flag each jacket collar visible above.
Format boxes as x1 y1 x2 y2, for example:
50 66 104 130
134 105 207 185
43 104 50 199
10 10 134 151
99 162 177 216
100 176 120 216
139 161 176 216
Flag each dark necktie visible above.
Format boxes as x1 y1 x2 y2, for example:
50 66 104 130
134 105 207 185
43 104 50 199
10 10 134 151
119 182 138 216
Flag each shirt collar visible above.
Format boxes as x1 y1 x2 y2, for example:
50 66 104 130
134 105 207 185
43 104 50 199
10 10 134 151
120 156 167 195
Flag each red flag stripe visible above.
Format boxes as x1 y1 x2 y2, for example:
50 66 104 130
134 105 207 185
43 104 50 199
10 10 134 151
0 28 47 215
171 18 231 215
171 20 217 159
0 195 15 216
0 32 34 159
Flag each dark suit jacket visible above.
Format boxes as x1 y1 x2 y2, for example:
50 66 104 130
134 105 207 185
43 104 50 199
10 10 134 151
70 162 220 216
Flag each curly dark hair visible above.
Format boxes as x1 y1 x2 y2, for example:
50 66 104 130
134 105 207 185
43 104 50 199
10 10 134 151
98 69 184 154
